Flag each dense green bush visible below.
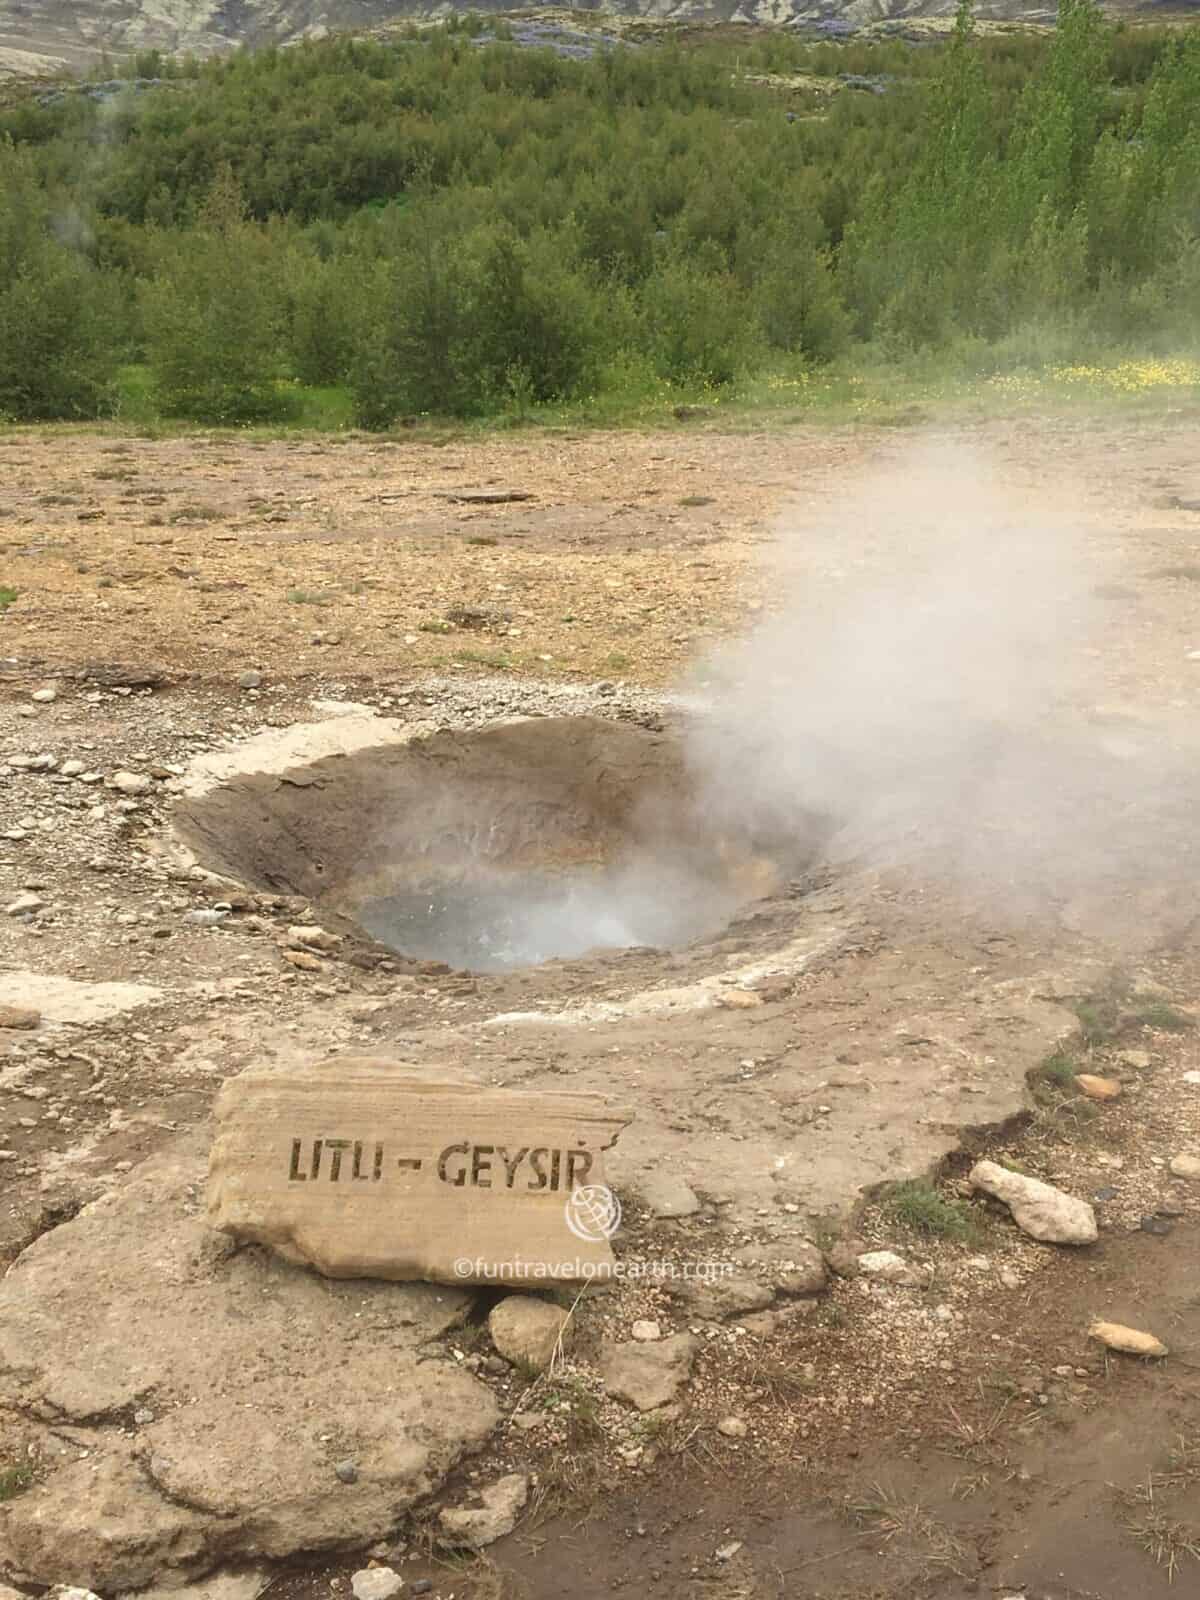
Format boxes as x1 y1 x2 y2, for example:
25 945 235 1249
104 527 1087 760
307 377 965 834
0 8 1196 424
0 143 116 418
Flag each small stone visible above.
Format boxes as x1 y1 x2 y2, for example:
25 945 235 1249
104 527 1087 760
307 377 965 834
1184 1071 1200 1086
439 1472 528 1548
636 1172 700 1218
282 949 324 972
857 1250 909 1281
1169 1154 1200 1180
488 1297 572 1374
1089 1320 1168 1358
351 1568 403 1600
1120 1050 1151 1069
6 893 44 916
715 1541 743 1562
31 688 57 704
716 1416 747 1438
133 1407 155 1425
334 1458 358 1484
111 771 151 795
238 671 264 690
0 1006 40 1030
965 1255 991 1270
631 1320 661 1342
716 988 762 1009
60 760 85 777
183 908 231 927
1076 1074 1122 1101
600 1334 698 1411
411 1584 433 1597
969 1160 1097 1245
1140 1214 1173 1236
287 924 341 952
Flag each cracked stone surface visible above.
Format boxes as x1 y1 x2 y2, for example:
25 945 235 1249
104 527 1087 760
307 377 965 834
0 1132 497 1590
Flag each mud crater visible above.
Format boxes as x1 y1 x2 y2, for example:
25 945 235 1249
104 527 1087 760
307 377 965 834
174 715 814 973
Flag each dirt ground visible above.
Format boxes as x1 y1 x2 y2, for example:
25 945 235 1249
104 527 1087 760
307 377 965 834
3 411 1200 1600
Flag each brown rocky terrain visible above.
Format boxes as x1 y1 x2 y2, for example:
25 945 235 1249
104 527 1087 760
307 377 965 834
0 411 1199 1598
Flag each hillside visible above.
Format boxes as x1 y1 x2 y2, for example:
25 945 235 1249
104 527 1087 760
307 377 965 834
1 0 1195 79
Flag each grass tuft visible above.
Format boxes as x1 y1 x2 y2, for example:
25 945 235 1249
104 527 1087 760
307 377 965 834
882 1179 980 1243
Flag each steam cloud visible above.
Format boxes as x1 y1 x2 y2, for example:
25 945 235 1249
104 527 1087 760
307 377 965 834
682 438 1198 945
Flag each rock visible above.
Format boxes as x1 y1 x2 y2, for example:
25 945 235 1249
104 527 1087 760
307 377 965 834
600 1334 698 1411
335 1459 359 1484
1120 1050 1151 1069
732 1240 827 1297
1089 1320 1168 1358
0 1130 495 1589
716 988 762 1009
1076 1074 1122 1101
111 771 151 795
969 1160 1097 1245
438 1473 528 1548
351 1568 403 1600
184 908 231 927
1183 1071 1200 1086
635 1172 700 1218
0 1005 40 1029
1169 1154 1200 1180
998 1267 1023 1289
715 1541 743 1562
287 924 341 952
282 948 324 972
825 1238 865 1278
60 760 85 777
31 688 57 704
857 1250 909 1281
208 1057 631 1286
47 1590 102 1600
717 1416 747 1438
126 1568 271 1600
6 893 44 916
739 1302 818 1337
631 1319 661 1342
238 671 263 690
488 1297 571 1373
666 1271 773 1320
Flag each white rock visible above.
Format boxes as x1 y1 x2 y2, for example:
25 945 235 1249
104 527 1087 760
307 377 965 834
636 1171 700 1218
31 688 57 704
60 760 85 777
439 1472 528 1548
857 1250 909 1281
6 893 44 916
1169 1154 1200 1180
1183 1071 1200 1086
111 771 151 795
717 1416 747 1438
631 1319 661 1342
969 1161 1097 1245
351 1569 403 1600
715 1541 743 1561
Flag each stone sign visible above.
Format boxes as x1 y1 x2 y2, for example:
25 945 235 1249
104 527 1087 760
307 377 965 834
208 1056 633 1285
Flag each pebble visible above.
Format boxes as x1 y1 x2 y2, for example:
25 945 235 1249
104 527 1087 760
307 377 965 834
1089 1319 1168 1358
631 1320 661 1342
111 771 151 795
238 670 264 689
60 760 85 777
351 1569 403 1600
1184 1072 1200 1086
1075 1074 1122 1101
6 892 44 916
183 907 231 927
0 1006 40 1029
334 1459 359 1484
717 1416 747 1438
857 1250 909 1281
1169 1154 1200 1179
133 1408 155 1425
715 1541 743 1561
31 688 57 703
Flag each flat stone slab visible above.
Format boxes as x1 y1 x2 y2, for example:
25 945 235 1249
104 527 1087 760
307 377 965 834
208 1057 631 1285
0 1131 497 1591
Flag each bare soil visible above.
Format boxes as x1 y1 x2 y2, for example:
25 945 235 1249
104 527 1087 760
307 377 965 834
3 413 1200 1599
